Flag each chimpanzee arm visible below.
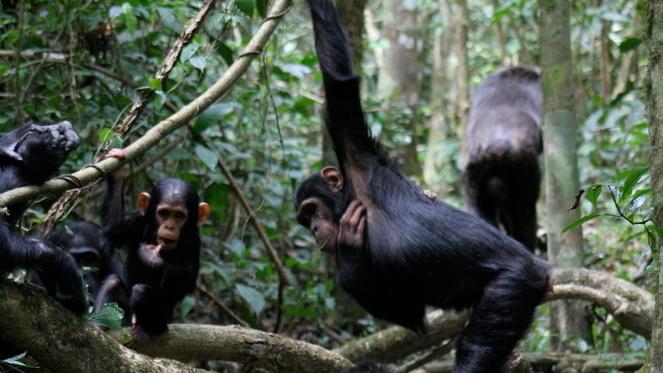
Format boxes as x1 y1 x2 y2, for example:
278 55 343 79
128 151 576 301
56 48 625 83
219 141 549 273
101 173 141 247
308 0 383 171
0 222 87 314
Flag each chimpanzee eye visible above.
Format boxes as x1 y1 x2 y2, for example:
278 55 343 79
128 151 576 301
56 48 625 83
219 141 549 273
157 209 169 218
175 211 186 220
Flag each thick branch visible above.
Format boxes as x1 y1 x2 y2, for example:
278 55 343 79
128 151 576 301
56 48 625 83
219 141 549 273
134 324 352 372
0 281 208 373
421 353 643 373
0 0 292 210
337 268 654 363
0 281 351 373
549 268 654 338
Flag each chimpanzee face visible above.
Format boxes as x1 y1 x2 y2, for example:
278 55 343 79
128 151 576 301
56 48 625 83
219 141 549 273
297 197 338 252
155 202 188 251
0 121 80 183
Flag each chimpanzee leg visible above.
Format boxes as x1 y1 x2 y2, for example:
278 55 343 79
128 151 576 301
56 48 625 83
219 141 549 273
130 284 171 338
453 266 547 373
502 198 538 252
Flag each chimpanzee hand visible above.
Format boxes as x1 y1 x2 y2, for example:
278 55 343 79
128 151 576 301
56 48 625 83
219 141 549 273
337 200 366 250
101 148 127 178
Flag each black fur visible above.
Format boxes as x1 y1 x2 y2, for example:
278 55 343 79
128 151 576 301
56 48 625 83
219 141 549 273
42 221 124 302
297 2 550 372
99 176 201 338
463 67 542 251
0 121 86 314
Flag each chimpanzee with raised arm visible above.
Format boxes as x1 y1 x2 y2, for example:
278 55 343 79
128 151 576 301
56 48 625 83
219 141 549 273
98 149 210 343
295 1 550 372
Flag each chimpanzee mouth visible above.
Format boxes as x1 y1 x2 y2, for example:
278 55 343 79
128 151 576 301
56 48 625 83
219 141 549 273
158 237 177 248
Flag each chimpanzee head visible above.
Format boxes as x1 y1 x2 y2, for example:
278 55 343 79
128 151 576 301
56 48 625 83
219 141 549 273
0 121 80 184
136 178 210 265
295 166 348 252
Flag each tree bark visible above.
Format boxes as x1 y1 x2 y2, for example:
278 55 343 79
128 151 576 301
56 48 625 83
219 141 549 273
646 0 663 370
0 266 653 371
539 0 593 351
423 0 453 191
453 0 470 155
378 0 421 176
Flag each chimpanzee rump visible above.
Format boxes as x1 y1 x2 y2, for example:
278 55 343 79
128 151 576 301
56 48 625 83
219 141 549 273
98 164 209 343
0 121 86 314
295 1 550 372
463 67 542 251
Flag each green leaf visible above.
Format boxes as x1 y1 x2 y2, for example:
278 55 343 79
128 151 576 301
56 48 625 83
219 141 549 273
619 37 641 53
153 90 166 109
180 44 198 62
216 42 235 66
195 145 218 170
236 284 265 314
619 167 649 204
206 182 231 217
189 56 207 71
562 213 600 233
148 77 162 91
180 295 195 317
89 303 124 330
236 0 254 17
585 185 603 207
491 7 513 23
256 0 269 17
194 103 233 134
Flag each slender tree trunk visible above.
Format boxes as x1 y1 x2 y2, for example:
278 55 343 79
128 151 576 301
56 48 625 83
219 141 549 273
378 0 421 177
423 1 452 191
600 19 612 97
452 0 470 154
539 0 593 351
647 0 663 370
491 0 508 64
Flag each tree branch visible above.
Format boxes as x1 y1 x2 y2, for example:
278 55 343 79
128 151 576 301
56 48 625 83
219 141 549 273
0 281 351 373
0 267 653 372
0 0 293 210
0 281 210 373
336 268 654 364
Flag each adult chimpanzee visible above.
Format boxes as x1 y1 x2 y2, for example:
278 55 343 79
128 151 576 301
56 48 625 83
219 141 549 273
99 152 210 342
0 121 86 314
463 67 542 252
295 2 550 372
42 221 124 302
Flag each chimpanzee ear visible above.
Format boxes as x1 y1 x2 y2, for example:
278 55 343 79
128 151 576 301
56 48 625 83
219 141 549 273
320 166 344 192
198 202 211 226
137 192 151 215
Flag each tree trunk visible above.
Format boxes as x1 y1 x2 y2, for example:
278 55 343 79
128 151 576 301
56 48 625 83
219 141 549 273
452 0 470 155
539 0 593 351
423 1 452 191
647 0 663 370
378 0 421 177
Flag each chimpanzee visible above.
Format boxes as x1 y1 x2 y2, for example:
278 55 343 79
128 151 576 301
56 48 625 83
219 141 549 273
295 2 550 372
98 150 210 343
0 121 86 314
463 67 542 252
42 221 125 301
